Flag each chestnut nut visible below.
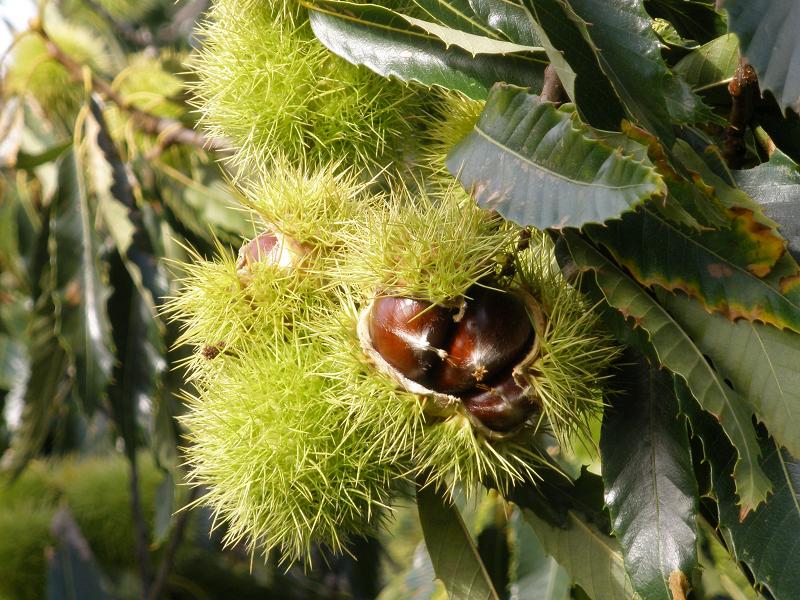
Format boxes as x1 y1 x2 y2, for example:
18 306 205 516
366 285 538 432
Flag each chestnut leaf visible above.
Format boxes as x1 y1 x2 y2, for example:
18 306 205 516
307 0 546 100
416 483 501 600
447 85 666 230
561 232 772 513
660 291 800 459
677 382 800 600
600 354 698 600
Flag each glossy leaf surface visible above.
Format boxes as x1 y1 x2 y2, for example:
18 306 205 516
567 0 713 145
448 85 665 229
49 151 114 412
562 232 772 512
308 0 545 99
585 208 800 333
521 0 625 130
601 355 698 600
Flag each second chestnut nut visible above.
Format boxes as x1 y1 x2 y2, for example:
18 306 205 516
366 285 538 432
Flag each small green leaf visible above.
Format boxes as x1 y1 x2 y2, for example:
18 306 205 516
723 0 800 115
447 85 666 229
307 0 545 100
673 34 740 92
417 483 501 600
15 141 73 171
561 232 772 512
601 355 698 600
521 0 625 130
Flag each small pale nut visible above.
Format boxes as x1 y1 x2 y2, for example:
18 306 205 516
236 229 309 284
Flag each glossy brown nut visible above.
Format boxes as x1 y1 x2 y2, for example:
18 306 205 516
461 373 536 432
367 296 453 386
436 286 533 394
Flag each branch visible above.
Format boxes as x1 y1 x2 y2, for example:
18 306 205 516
540 65 568 106
722 56 759 168
129 452 154 598
32 21 230 153
146 486 202 600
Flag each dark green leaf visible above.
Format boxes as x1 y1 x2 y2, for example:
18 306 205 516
566 0 715 145
15 141 73 171
508 507 570 600
723 0 800 115
50 151 115 412
107 254 164 459
307 0 545 100
153 470 175 545
417 483 501 600
475 493 511 597
644 0 726 44
585 207 800 333
517 507 635 599
466 0 542 47
7 314 71 474
561 231 772 512
678 383 800 600
521 0 625 130
735 149 800 261
47 507 110 600
85 97 170 308
509 471 636 600
601 354 698 600
447 86 666 229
